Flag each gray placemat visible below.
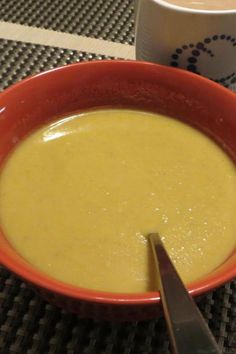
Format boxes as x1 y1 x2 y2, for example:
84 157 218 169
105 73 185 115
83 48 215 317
0 268 235 354
0 38 110 91
0 0 134 45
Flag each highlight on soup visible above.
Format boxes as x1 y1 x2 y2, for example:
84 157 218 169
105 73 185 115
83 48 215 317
0 109 235 293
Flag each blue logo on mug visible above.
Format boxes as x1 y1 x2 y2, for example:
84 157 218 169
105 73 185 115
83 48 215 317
170 34 236 87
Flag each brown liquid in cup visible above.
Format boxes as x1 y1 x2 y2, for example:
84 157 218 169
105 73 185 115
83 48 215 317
165 0 236 10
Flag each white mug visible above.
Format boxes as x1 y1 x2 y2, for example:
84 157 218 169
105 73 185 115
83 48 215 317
135 0 236 87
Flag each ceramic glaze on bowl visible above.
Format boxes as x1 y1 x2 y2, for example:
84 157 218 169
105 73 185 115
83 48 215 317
0 61 235 320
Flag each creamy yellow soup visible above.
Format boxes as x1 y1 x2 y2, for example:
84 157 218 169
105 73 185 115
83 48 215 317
0 109 236 293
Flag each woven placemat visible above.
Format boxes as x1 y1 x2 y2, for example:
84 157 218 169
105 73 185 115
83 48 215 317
0 0 236 352
0 0 134 45
0 39 110 91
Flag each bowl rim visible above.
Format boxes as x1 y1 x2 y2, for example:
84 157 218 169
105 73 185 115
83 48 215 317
1 59 236 100
0 59 236 305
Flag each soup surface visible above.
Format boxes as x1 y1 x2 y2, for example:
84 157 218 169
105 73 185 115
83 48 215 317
0 109 236 293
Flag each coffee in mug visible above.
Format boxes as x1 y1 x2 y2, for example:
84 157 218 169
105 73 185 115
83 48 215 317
165 0 236 10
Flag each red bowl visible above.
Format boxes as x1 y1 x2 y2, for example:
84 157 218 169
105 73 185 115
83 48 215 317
0 60 235 321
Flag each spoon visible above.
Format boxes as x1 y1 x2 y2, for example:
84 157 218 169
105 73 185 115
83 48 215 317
149 233 221 354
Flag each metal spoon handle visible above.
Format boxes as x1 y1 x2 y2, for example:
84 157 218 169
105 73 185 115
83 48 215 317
149 233 221 354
